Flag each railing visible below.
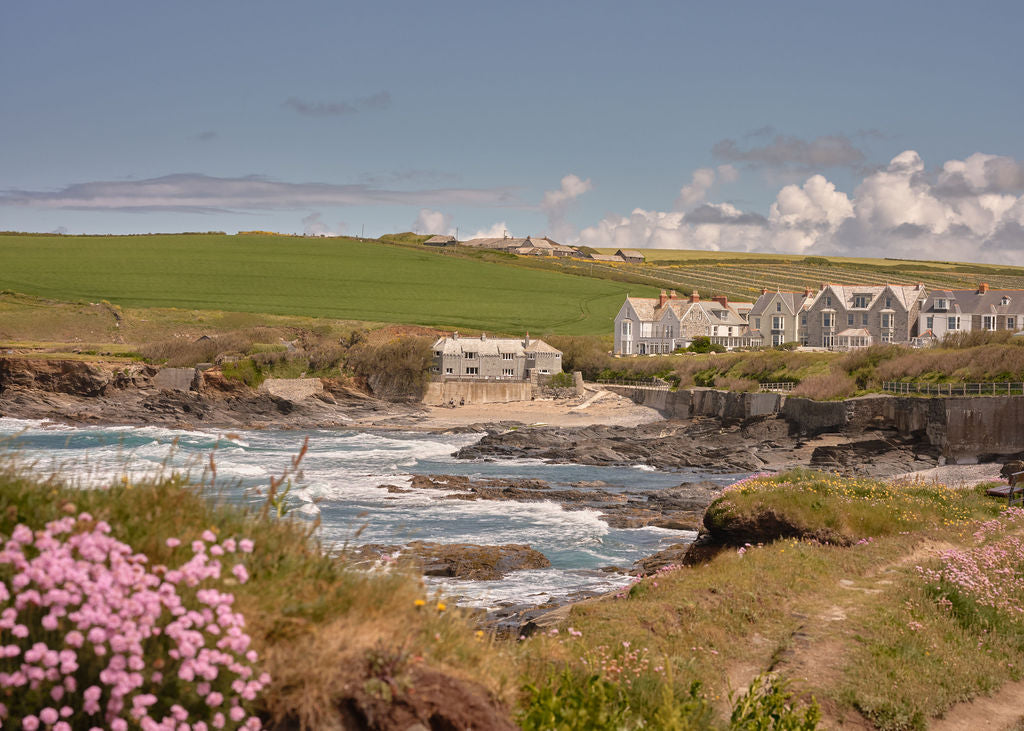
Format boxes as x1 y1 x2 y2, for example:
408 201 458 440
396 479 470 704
595 378 671 390
759 382 797 392
882 381 1024 396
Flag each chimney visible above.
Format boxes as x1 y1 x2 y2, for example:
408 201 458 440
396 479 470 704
820 282 828 291
481 332 487 341
524 331 530 347
979 282 989 294
689 289 700 303
659 289 668 307
712 295 728 306
761 287 769 295
916 282 923 290
669 290 678 299
803 287 812 298
453 331 460 340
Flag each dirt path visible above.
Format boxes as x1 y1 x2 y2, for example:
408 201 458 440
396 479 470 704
930 680 1024 731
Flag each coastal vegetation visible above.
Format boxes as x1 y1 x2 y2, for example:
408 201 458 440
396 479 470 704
2 452 1023 729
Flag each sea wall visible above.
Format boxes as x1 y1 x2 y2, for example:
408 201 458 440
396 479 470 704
606 385 1024 461
422 381 534 406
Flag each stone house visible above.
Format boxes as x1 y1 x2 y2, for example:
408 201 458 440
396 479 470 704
431 333 562 380
460 235 578 257
748 289 815 346
917 284 1024 339
803 283 926 348
424 235 457 246
614 290 760 354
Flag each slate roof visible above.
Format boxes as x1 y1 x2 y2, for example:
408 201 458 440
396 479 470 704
616 249 646 260
589 254 624 262
424 235 456 244
432 335 560 357
748 291 814 317
813 284 924 311
919 289 1024 316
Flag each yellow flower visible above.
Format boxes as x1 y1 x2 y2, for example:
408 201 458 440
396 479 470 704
436 602 447 612
475 630 484 639
414 599 426 607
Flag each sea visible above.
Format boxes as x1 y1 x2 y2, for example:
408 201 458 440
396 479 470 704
0 417 746 609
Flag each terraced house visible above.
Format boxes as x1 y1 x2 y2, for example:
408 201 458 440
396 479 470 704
804 283 927 348
748 288 815 346
431 333 562 380
917 284 1024 339
614 290 760 354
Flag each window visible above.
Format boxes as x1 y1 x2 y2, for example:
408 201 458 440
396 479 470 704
935 298 948 310
822 313 834 327
464 351 476 359
801 315 807 326
885 297 892 308
433 350 442 357
825 296 832 306
754 317 761 330
926 316 934 329
502 352 514 360
445 367 453 374
640 322 653 338
983 315 996 330
665 326 674 338
881 313 892 328
862 313 868 326
465 367 478 375
847 313 854 326
772 334 783 346
1002 296 1012 306
621 320 632 337
853 295 869 308
947 316 960 330
822 335 834 348
502 368 514 376
881 332 892 343
1009 317 1017 330
776 301 782 312
772 316 784 330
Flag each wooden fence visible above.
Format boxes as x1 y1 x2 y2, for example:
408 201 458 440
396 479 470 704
882 381 1024 396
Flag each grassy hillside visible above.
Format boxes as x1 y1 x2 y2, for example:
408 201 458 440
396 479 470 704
0 233 654 336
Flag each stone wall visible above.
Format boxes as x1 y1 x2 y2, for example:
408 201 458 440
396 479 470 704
607 385 1024 462
422 381 534 406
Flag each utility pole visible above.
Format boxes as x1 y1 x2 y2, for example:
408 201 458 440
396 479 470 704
360 224 364 239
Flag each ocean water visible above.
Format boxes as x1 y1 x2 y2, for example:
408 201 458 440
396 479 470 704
0 417 746 608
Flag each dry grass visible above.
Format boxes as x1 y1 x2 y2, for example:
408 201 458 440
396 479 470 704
789 372 857 399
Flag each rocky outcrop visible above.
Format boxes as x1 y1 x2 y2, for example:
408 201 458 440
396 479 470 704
454 420 772 472
351 541 550 580
379 474 723 531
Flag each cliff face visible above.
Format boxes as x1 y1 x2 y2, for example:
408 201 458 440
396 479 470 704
607 385 1024 463
0 358 157 397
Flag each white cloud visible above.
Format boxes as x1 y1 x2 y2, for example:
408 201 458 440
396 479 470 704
580 150 1024 264
301 212 345 236
540 174 592 242
674 165 740 210
413 208 454 235
468 221 511 239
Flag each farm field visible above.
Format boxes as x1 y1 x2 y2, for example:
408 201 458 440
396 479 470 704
0 233 653 336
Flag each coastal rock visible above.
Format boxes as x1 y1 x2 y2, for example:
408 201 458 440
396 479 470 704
633 543 692 575
351 541 550 580
454 419 768 472
0 358 113 397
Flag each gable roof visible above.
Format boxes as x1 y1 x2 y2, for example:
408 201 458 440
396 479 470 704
920 288 1024 316
616 249 645 259
424 234 455 244
812 283 924 311
748 291 813 317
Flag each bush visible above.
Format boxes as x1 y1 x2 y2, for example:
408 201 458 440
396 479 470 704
548 372 575 388
688 337 725 354
345 336 434 400
0 515 267 729
729 674 820 730
789 372 856 400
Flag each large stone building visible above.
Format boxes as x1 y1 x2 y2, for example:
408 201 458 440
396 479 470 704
748 289 815 346
431 333 562 380
803 283 927 348
613 290 760 354
459 235 578 257
917 284 1024 339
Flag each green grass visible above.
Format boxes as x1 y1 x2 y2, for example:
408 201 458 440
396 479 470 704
0 234 655 335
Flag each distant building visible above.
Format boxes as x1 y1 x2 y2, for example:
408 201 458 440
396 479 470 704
460 234 579 257
613 290 761 354
424 235 457 246
588 253 625 263
804 283 926 348
431 333 562 380
917 284 1024 338
615 249 646 263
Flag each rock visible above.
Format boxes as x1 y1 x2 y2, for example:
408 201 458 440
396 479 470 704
152 367 198 392
633 543 692 575
258 377 324 402
350 541 550 580
1000 460 1024 481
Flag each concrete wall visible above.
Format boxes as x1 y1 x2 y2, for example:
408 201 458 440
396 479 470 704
423 381 534 406
153 367 198 392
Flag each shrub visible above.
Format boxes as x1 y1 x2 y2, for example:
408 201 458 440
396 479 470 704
345 336 434 400
0 515 267 729
548 372 575 388
789 372 856 400
729 674 820 731
688 337 725 354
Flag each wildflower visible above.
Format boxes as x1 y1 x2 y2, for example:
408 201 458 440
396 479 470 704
413 599 426 607
436 602 446 612
166 537 182 548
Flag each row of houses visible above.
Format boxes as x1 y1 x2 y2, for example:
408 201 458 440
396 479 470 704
430 332 563 380
424 234 645 263
615 282 1024 354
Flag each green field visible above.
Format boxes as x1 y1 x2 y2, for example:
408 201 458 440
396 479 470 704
0 234 654 335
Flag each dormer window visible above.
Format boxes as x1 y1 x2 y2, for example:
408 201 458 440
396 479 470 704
853 295 869 309
935 298 948 311
1002 296 1011 306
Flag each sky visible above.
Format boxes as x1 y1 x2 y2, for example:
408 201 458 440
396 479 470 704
2 0 1023 263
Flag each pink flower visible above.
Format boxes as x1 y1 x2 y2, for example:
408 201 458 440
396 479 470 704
166 537 181 548
23 716 40 731
202 530 217 543
239 539 254 553
40 708 59 725
206 691 224 706
232 564 249 584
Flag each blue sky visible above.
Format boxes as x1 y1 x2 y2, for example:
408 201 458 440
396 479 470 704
2 0 1023 262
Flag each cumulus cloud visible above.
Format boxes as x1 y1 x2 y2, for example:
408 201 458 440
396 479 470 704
413 208 454 235
302 212 345 236
540 174 592 242
675 165 739 210
713 134 866 171
468 221 511 239
283 91 391 117
580 150 1024 264
0 173 519 213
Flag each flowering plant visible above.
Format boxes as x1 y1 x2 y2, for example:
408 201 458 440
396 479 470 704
0 514 268 729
